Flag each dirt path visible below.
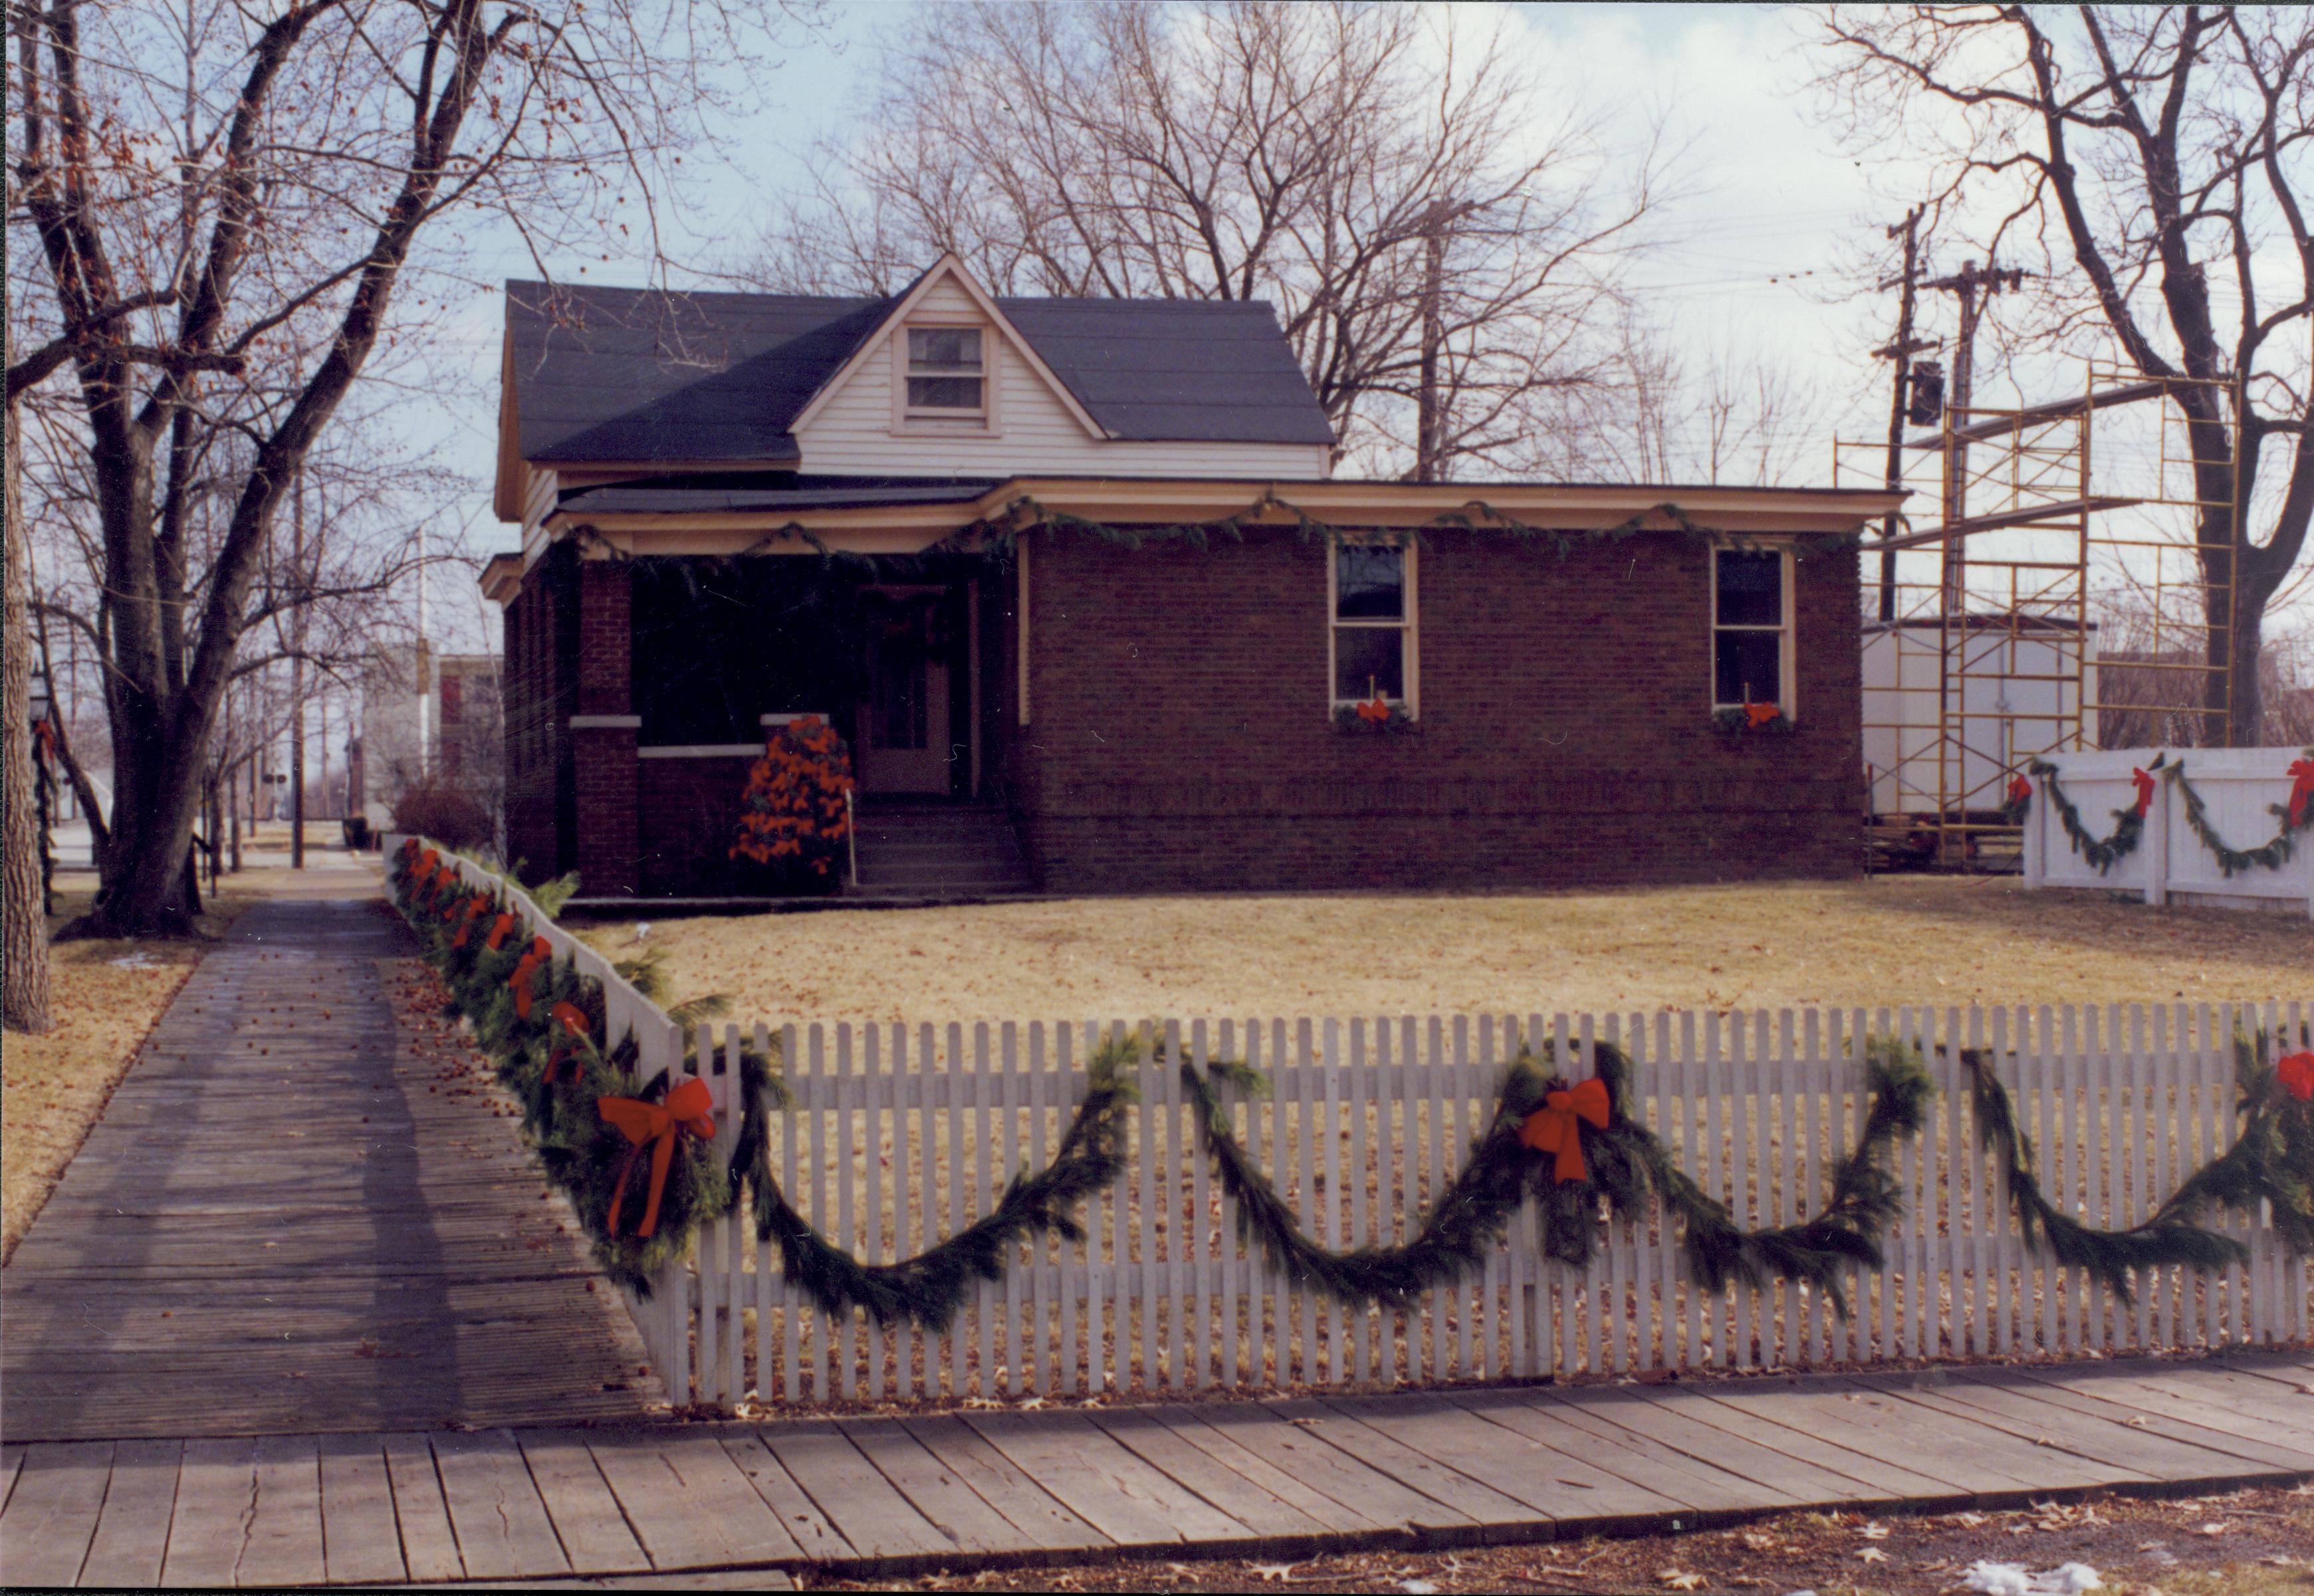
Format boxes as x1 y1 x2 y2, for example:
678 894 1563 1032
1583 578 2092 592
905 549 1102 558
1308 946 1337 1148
0 896 657 1441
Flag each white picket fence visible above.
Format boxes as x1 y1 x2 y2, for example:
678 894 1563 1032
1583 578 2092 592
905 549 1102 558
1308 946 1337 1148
392 839 2311 1411
673 1004 2310 1409
2025 747 2314 916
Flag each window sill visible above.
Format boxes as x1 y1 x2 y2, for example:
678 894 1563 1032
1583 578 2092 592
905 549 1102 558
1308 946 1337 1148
1331 703 1419 735
1710 705 1796 736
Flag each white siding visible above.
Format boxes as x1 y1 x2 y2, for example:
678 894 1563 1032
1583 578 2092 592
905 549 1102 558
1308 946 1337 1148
794 311 1330 481
521 467 559 564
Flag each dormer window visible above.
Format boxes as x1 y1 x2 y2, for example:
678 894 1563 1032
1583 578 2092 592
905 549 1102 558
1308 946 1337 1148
906 327 984 412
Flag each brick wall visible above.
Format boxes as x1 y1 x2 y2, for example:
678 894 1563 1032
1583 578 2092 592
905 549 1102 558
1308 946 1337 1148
500 568 561 881
570 562 639 897
637 754 758 896
1011 526 1863 893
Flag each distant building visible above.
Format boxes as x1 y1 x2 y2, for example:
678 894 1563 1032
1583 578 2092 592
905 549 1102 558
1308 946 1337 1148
359 641 503 830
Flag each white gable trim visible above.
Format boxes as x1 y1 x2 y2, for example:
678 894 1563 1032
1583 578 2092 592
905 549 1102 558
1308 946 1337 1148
788 255 1112 441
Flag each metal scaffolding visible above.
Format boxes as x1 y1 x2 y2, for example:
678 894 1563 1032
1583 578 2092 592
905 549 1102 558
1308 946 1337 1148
1839 364 2240 871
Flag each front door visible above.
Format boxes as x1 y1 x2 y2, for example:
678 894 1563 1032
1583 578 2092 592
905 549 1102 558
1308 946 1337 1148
857 591 953 795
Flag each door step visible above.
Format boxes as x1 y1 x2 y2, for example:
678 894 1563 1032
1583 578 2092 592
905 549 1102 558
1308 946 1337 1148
846 804 1033 897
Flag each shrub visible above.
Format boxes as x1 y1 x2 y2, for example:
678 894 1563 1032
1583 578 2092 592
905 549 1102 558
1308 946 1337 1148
729 715 854 893
391 778 497 854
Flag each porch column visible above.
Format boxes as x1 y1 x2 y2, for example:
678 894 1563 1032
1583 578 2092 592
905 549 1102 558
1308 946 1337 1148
570 562 638 897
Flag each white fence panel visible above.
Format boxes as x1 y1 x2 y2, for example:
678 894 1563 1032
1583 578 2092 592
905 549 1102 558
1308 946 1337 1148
2026 747 2314 915
689 1003 2306 1410
384 838 2307 1411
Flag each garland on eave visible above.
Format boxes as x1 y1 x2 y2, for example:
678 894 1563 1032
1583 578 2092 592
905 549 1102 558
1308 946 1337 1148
921 491 1863 564
1958 1026 2313 1300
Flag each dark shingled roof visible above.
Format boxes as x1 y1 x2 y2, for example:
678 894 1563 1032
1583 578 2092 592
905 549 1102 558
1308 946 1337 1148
505 279 1333 465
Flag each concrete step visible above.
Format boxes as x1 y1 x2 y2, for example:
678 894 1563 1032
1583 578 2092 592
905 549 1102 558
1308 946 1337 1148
849 805 1032 897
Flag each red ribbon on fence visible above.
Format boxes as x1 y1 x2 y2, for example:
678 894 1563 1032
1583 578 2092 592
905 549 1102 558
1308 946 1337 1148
544 1001 592 1084
1518 1078 1612 1184
2006 774 2032 809
2279 1051 2314 1103
484 912 519 952
2289 759 2314 828
2131 766 2157 818
508 936 552 1020
450 897 490 948
598 1079 717 1238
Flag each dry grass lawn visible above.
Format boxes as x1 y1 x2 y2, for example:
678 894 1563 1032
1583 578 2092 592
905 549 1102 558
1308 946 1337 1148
1 883 270 1261
576 875 2313 1030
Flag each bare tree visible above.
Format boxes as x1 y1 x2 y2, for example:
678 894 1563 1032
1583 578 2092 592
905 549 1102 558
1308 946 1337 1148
8 0 809 935
751 1 1667 481
1814 6 2314 746
4 394 48 1030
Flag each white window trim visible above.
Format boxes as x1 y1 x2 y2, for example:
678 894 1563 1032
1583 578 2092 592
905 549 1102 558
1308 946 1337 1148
1710 543 1796 717
1327 538 1418 718
889 318 1001 435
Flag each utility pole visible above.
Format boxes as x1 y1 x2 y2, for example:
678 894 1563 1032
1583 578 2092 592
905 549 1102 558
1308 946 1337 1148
1410 196 1459 485
1872 207 1936 622
1922 258 2027 616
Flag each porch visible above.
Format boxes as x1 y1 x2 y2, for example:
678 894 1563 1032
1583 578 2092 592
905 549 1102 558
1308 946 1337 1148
507 545 1024 901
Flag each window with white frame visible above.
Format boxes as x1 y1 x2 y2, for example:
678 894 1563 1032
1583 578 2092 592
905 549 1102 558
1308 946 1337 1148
1711 546 1792 710
1330 541 1415 711
905 326 984 413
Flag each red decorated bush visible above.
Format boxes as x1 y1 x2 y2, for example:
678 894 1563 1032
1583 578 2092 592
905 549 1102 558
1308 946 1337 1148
729 715 854 891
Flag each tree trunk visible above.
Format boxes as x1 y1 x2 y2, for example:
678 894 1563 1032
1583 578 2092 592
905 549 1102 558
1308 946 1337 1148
4 398 54 1032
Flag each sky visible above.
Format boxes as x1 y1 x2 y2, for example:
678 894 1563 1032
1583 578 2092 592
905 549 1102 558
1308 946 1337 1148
407 1 2286 655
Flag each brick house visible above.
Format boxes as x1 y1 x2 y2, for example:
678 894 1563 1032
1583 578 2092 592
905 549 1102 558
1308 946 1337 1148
485 257 1901 900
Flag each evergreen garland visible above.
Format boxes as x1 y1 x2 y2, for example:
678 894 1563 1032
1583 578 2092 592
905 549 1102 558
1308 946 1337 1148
1179 1037 1934 1316
1958 1030 2312 1301
2169 754 2314 876
2029 755 2158 872
725 1036 1137 1331
932 491 1861 565
390 838 2294 1333
389 842 731 1295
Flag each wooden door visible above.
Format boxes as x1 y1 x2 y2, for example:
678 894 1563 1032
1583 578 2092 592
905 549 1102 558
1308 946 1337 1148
857 593 952 795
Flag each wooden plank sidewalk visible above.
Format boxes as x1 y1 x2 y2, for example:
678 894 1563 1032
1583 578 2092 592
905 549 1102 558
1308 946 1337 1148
0 897 658 1443
3 1351 2307 1585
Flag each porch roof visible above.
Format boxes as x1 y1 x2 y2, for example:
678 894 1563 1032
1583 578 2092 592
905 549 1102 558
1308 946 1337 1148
521 475 1910 567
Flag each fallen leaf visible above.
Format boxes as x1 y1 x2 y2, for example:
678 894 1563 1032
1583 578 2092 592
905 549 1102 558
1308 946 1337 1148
1659 1573 1705 1591
1858 1546 1889 1563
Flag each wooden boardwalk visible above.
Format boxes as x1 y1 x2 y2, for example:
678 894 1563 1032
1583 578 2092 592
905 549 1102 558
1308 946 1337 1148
0 897 657 1442
2 1351 2307 1585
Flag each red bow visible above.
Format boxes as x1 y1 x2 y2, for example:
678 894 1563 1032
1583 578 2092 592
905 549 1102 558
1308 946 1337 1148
1356 694 1391 724
1518 1078 1613 1184
544 1000 592 1084
2279 1051 2314 1103
598 1078 717 1238
450 897 490 948
508 935 553 1019
484 912 519 952
1744 702 1780 729
2289 759 2314 829
2006 774 2032 809
2131 766 2156 818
